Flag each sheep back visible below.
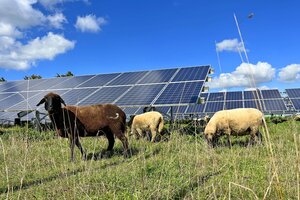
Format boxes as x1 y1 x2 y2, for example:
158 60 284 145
132 111 164 132
204 108 263 138
64 104 126 134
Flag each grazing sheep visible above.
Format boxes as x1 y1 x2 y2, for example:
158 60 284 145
37 92 129 161
131 111 164 142
204 108 263 147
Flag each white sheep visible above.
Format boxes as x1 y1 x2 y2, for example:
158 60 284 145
131 111 164 142
204 108 264 147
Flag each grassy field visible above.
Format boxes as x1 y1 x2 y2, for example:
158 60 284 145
0 119 300 199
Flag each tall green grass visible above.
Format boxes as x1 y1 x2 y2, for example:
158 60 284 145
0 120 299 199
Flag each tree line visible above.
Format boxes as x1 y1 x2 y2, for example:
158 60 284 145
0 71 74 82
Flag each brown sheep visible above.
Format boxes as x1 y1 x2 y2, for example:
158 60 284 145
37 92 129 161
131 111 164 142
204 108 263 147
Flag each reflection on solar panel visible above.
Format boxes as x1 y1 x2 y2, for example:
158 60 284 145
0 93 25 111
226 91 242 101
61 88 99 105
172 66 210 82
261 89 281 99
77 73 121 88
286 88 300 98
107 71 148 86
205 102 224 113
0 81 25 92
154 81 204 105
50 75 95 89
290 99 300 110
116 84 165 106
29 77 71 91
78 86 131 105
138 68 177 84
225 101 243 109
207 92 225 101
244 90 262 100
244 100 264 110
186 104 205 113
264 99 287 111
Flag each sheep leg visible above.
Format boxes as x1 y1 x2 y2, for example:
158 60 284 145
115 133 129 158
224 129 232 148
75 137 86 160
150 128 157 142
105 132 115 152
256 131 262 145
69 138 75 162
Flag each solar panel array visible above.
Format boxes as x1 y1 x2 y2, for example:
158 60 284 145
286 88 300 111
0 65 210 123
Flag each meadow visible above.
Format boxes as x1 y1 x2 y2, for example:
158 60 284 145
0 119 300 199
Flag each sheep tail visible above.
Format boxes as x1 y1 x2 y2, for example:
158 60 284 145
158 116 164 133
107 113 119 120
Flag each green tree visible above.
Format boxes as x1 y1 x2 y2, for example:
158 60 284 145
56 71 74 77
0 77 6 82
24 74 42 80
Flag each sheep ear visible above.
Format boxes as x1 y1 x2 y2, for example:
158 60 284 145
36 98 45 106
59 96 66 106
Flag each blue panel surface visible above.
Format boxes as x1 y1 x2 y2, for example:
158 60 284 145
78 86 131 105
138 68 177 84
286 88 300 98
244 100 264 110
10 90 69 111
186 104 205 113
290 98 300 110
0 93 27 110
261 89 281 99
204 101 224 113
50 75 95 89
61 88 99 105
2 79 49 92
172 66 210 82
208 92 225 101
77 73 121 88
264 99 287 111
154 81 204 105
244 90 262 100
29 77 71 91
226 91 243 101
107 71 148 86
122 107 141 116
225 101 243 109
116 84 165 106
0 81 26 92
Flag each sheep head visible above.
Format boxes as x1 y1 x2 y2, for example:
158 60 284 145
37 92 66 114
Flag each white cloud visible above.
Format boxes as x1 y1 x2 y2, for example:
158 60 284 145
75 14 107 33
47 13 67 29
0 32 75 70
216 38 246 53
278 64 300 82
208 62 276 89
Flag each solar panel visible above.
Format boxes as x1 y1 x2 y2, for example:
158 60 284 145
0 81 25 92
122 107 141 116
225 101 243 109
263 99 287 111
116 84 165 106
244 90 262 100
171 66 210 82
0 93 15 101
286 88 300 98
29 77 71 91
50 75 95 89
78 86 131 105
207 92 225 101
77 73 121 88
138 68 177 84
226 91 243 101
290 99 300 110
107 71 148 86
186 104 205 113
153 81 204 105
10 90 70 111
244 100 264 110
204 102 224 113
0 93 27 111
61 88 99 105
261 89 281 99
171 106 188 114
1 79 48 92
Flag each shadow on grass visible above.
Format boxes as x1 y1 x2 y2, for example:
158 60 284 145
172 171 222 199
0 146 161 195
86 146 140 160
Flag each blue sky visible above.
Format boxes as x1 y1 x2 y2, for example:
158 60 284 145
0 0 299 92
